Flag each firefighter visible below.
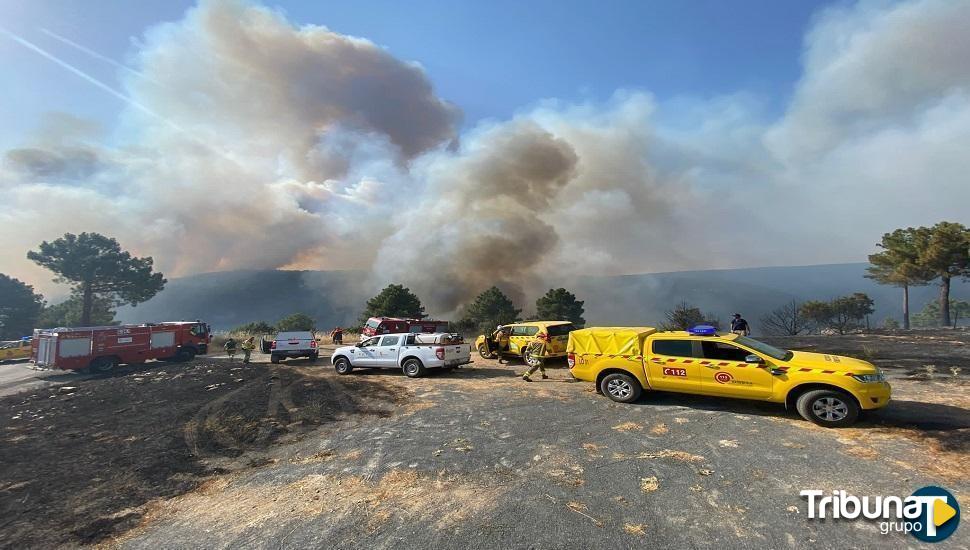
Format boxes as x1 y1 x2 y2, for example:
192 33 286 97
224 337 237 360
330 326 344 345
522 333 549 382
241 336 256 364
730 313 750 336
492 326 510 364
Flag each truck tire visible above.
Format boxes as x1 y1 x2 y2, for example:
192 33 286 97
402 358 426 378
478 345 494 359
599 372 642 404
270 354 281 364
309 352 318 362
174 347 195 363
796 389 859 427
333 357 353 375
89 356 118 374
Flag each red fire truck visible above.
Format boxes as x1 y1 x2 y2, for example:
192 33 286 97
32 321 211 373
360 317 450 341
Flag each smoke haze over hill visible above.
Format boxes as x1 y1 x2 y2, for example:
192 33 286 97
3 0 970 315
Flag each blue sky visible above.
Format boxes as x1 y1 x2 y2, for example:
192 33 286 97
2 0 832 149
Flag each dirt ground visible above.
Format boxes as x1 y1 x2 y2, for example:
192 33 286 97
0 331 968 549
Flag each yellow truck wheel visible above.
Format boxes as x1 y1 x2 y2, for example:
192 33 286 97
478 345 494 359
796 389 859 427
599 372 642 403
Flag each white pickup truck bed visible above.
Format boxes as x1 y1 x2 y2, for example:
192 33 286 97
331 333 471 378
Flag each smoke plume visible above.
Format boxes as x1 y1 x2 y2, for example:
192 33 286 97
3 0 970 317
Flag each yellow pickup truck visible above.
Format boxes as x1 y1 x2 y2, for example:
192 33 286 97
0 339 32 362
566 326 891 427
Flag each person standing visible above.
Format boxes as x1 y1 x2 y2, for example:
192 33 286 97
521 333 549 382
224 337 238 360
241 336 256 364
330 326 344 345
492 326 510 364
730 314 750 336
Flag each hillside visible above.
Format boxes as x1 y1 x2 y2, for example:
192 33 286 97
118 263 968 331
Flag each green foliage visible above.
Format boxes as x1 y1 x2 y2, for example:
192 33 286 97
276 313 316 332
232 321 276 334
913 222 970 326
800 293 874 334
534 288 585 326
27 232 166 326
0 274 44 339
912 299 970 328
37 294 117 328
660 301 720 331
359 284 426 324
866 227 935 329
458 286 521 334
882 318 900 329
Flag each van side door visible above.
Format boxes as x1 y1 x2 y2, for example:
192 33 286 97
645 337 701 393
509 325 538 355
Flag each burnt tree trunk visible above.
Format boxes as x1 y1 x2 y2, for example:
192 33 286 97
940 275 951 328
902 284 910 330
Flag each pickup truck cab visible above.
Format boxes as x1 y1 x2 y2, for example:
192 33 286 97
567 326 891 427
332 333 471 378
269 331 318 364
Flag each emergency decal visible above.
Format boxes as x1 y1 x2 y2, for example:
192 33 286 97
662 367 688 377
714 371 733 384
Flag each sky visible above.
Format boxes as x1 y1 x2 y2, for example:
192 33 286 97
1 0 829 149
1 0 969 313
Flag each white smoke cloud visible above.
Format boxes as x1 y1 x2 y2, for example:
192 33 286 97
2 0 969 315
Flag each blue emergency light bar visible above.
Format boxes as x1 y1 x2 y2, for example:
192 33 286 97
688 325 717 336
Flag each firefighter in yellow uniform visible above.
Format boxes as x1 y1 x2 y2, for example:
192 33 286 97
241 336 256 364
492 326 510 364
522 334 549 382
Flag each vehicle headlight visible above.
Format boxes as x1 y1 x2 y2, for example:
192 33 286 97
852 372 886 383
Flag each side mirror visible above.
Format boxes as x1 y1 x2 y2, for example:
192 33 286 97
744 354 764 364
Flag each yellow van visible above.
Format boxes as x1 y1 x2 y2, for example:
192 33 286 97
476 321 576 366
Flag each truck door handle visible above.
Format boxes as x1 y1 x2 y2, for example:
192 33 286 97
389 348 396 351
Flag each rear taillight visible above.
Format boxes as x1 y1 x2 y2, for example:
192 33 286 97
435 347 445 360
270 340 277 349
310 340 317 348
567 352 576 368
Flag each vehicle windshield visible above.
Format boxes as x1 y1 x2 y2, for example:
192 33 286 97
365 319 381 329
734 336 793 361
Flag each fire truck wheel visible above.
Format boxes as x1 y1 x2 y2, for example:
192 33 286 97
89 356 118 374
174 348 195 363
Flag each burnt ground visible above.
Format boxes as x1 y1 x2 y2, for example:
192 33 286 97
0 331 968 549
0 359 406 548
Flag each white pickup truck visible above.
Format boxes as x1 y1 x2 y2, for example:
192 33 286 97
331 333 471 378
270 331 319 364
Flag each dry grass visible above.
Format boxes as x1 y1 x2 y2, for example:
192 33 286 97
649 423 669 436
623 523 647 536
612 422 644 432
117 468 499 543
639 476 659 493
